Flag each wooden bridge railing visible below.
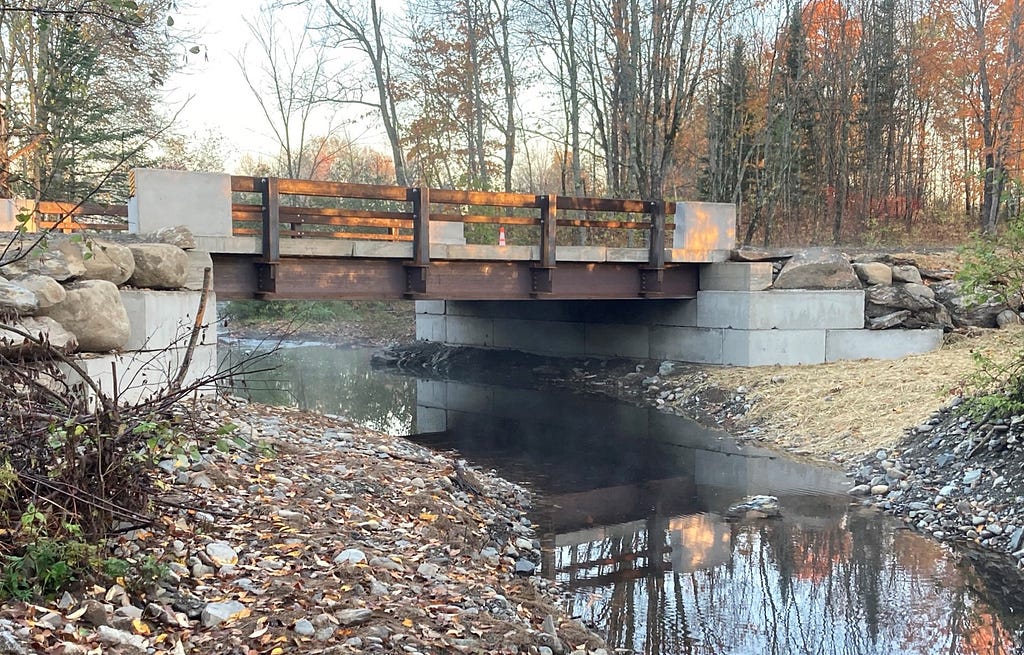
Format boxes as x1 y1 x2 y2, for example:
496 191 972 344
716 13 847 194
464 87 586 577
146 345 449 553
230 175 677 294
33 201 128 233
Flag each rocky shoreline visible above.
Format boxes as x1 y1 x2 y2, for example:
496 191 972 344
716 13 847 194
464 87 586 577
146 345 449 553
1 396 607 655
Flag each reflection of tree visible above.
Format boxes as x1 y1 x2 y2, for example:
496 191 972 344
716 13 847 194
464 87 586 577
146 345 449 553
221 344 416 434
557 510 1022 654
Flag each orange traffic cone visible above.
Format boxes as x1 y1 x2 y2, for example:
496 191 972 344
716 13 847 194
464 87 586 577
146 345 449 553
498 226 506 246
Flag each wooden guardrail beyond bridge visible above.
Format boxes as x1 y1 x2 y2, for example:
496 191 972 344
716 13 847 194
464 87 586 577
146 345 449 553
218 176 698 300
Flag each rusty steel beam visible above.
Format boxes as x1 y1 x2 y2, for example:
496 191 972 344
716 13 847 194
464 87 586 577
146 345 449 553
211 254 698 301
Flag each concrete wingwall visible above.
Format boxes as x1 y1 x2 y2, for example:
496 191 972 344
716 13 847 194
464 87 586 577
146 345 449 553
416 261 944 366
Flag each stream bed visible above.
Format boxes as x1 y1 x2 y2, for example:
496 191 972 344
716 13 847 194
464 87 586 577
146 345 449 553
222 339 1024 654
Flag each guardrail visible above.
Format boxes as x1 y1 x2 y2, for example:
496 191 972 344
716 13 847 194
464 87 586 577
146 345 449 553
229 175 676 293
33 200 129 233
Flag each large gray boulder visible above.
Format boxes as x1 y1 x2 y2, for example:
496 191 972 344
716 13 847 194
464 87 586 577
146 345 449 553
865 284 953 329
0 316 78 353
153 225 196 250
1 239 85 281
891 265 923 284
13 273 65 309
0 278 38 314
40 280 129 352
773 248 862 290
852 262 892 286
932 280 1005 328
79 238 135 285
128 244 187 289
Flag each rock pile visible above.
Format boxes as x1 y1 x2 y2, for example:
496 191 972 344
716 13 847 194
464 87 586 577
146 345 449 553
0 228 202 354
733 247 1022 331
850 401 1024 565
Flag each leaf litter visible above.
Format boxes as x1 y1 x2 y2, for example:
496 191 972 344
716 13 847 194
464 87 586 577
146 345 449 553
0 396 608 655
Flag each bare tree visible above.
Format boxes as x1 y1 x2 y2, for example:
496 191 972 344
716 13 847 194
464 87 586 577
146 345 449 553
321 0 410 186
238 5 340 179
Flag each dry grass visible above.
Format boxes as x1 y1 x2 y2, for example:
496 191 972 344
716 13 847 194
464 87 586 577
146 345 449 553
704 327 1024 460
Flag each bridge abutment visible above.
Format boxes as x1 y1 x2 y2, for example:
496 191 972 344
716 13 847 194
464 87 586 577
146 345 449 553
416 261 944 366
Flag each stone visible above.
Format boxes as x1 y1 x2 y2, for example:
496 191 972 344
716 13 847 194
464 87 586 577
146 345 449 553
852 262 892 286
932 280 1005 328
38 280 129 352
0 630 26 655
77 239 135 285
1 239 85 281
997 309 1023 328
730 247 798 262
417 562 441 578
0 316 77 353
334 548 367 565
870 484 890 495
337 608 373 626
81 599 110 626
725 494 781 518
205 541 239 567
127 243 188 289
865 284 953 329
772 248 862 290
293 618 316 636
902 282 935 302
1010 527 1024 552
891 265 923 284
514 559 537 576
12 274 64 308
0 279 37 314
963 469 982 485
868 310 911 330
201 600 246 627
848 484 872 496
95 626 147 653
153 225 197 250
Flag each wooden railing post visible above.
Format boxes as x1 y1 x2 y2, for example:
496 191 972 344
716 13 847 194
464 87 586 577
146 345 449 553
531 193 558 295
405 186 430 295
256 176 280 295
640 200 665 296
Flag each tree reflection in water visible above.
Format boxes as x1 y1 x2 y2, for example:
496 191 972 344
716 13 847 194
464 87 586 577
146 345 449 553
557 508 1020 655
220 342 415 435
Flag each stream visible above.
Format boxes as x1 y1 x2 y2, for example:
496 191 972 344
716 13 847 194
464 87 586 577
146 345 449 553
221 339 1024 655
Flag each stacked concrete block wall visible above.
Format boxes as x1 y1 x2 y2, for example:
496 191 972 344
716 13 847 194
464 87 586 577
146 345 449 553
0 223 218 404
415 260 944 366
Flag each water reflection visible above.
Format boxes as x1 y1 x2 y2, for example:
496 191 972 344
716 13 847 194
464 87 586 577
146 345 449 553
412 379 1024 655
221 343 1024 654
220 340 415 435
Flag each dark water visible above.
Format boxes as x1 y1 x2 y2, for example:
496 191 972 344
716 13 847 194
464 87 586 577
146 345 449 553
223 341 1024 655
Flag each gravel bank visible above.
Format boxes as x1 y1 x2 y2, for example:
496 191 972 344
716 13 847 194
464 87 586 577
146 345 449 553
1 396 607 655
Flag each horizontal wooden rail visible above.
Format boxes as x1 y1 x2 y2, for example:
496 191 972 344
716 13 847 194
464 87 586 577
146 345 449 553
32 200 129 233
233 175 678 297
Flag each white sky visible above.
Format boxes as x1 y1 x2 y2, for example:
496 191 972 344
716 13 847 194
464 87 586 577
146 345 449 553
162 0 399 171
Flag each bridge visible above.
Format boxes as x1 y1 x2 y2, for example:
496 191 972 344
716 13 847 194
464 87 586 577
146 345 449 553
117 170 731 301
3 169 943 367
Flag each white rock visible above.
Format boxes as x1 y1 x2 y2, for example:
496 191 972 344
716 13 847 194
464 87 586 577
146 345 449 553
12 274 64 308
127 243 187 289
38 279 128 352
200 600 246 628
96 625 147 653
205 541 239 567
334 548 367 565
